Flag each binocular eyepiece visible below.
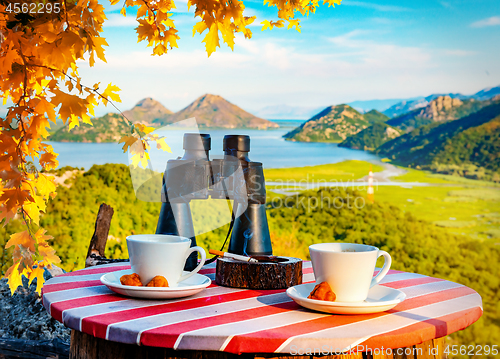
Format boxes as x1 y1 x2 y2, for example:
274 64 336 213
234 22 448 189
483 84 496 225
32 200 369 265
155 134 273 270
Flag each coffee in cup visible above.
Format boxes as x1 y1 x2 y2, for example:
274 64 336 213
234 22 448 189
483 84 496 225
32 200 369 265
126 234 206 286
309 242 391 302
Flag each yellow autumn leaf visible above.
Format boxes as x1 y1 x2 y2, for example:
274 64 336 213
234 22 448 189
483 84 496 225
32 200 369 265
6 263 23 295
68 114 80 130
120 7 127 16
36 174 57 197
261 20 272 31
130 151 151 169
102 83 122 104
203 23 220 57
23 201 41 225
156 137 172 153
136 123 155 135
28 265 45 295
263 20 285 30
193 22 208 36
287 19 301 32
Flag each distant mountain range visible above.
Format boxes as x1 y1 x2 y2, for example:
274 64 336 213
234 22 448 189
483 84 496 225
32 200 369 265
337 96 499 151
386 96 487 132
377 99 500 178
382 86 500 118
50 94 277 142
255 85 500 119
283 105 388 143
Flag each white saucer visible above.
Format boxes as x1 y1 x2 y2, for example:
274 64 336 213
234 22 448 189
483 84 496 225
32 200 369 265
100 269 211 299
286 283 406 314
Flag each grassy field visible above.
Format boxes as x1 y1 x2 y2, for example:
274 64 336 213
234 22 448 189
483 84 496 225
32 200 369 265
265 160 500 243
391 166 500 187
264 160 384 183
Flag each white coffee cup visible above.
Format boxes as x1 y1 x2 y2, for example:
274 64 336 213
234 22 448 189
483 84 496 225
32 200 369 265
126 234 206 287
309 242 391 302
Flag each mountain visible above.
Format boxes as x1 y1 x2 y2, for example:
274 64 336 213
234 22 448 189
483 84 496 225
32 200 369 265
347 98 416 113
339 123 402 151
377 100 500 175
472 86 500 101
50 113 130 143
363 109 389 124
49 95 277 142
386 96 487 132
122 98 172 125
383 85 500 118
382 93 467 118
162 94 278 129
283 105 384 143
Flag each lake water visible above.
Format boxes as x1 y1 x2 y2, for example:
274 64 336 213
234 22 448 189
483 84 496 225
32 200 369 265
48 123 381 171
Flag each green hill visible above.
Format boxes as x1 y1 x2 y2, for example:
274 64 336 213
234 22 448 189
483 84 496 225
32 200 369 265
339 122 402 151
363 109 389 124
49 113 130 142
283 105 385 143
386 96 487 132
378 101 500 179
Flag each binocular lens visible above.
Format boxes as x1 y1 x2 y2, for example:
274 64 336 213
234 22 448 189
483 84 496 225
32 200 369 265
223 135 250 152
183 133 211 151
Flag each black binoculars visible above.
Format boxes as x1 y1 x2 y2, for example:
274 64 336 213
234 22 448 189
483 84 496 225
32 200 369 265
155 133 273 270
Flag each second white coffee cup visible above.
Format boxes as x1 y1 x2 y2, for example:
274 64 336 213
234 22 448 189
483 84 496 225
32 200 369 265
126 234 206 286
309 242 391 302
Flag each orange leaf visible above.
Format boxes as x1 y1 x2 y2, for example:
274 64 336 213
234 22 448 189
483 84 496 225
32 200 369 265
6 230 35 252
119 135 139 153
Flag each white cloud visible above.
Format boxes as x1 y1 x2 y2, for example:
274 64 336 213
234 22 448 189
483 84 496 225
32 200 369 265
443 49 477 57
104 14 137 27
471 16 500 28
75 28 500 116
342 1 410 12
325 30 433 76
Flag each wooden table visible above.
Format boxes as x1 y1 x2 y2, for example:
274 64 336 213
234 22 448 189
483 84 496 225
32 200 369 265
42 262 483 359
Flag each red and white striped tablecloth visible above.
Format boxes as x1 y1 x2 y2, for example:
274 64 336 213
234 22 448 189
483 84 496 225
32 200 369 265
42 262 482 354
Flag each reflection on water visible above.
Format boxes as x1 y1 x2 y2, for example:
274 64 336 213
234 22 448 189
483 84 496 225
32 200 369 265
48 128 381 170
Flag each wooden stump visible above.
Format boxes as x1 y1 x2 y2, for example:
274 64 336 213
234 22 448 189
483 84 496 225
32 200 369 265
215 257 302 289
85 203 114 268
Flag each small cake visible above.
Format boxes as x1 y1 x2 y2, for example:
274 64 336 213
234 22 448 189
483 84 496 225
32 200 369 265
308 281 336 301
120 273 143 286
146 275 169 287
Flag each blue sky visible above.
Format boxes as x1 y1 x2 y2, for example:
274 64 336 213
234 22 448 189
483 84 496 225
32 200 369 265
76 0 500 115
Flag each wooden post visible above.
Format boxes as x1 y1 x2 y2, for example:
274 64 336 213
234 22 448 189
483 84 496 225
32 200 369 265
85 203 114 268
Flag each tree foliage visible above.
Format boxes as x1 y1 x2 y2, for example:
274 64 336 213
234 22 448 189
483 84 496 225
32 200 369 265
0 0 342 294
